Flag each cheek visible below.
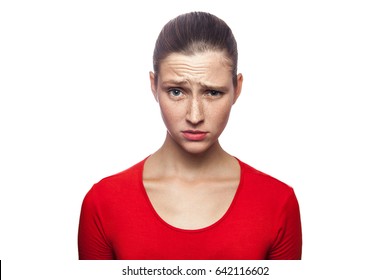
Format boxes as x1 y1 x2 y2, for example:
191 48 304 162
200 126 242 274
208 102 233 127
159 101 183 127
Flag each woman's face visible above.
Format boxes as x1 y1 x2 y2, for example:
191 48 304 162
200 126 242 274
150 51 243 154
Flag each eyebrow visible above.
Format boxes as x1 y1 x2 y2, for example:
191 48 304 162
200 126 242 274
161 79 229 92
161 79 188 87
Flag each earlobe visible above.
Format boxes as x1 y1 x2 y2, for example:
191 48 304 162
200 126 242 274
149 71 158 102
233 73 243 104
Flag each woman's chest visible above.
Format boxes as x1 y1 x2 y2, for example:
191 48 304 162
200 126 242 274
144 178 239 230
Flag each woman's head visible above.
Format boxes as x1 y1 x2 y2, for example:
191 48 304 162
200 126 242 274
153 11 238 87
150 12 243 155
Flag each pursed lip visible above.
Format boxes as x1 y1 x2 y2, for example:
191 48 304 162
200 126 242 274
181 130 208 141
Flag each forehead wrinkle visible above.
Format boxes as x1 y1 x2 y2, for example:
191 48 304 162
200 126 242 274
162 50 232 71
159 52 233 88
163 53 227 74
160 64 207 87
167 62 210 75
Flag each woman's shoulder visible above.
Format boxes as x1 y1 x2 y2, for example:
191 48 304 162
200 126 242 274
237 159 295 197
89 157 147 194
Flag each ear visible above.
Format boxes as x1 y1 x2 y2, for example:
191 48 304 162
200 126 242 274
233 73 243 104
149 71 158 102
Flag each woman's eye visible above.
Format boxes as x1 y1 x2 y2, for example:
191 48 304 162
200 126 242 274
207 90 222 97
168 89 183 97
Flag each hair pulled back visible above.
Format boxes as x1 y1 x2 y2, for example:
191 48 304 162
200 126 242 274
152 12 238 86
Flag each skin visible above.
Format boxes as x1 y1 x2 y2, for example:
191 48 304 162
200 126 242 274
144 50 243 230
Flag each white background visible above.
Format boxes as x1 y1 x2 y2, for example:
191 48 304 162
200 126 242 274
1 0 389 279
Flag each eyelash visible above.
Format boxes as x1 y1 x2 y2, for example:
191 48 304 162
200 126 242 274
168 88 183 97
206 90 223 97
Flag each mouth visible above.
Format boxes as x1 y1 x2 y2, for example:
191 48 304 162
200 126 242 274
181 130 208 141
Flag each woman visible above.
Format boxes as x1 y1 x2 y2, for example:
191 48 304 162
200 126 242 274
78 11 302 260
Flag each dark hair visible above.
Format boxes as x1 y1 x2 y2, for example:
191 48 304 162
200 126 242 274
152 12 238 87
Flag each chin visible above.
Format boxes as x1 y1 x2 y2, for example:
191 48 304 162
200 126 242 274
180 141 216 155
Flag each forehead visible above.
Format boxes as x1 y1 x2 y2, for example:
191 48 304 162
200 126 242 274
158 51 233 85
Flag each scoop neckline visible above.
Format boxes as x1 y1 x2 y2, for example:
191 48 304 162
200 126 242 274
139 156 244 233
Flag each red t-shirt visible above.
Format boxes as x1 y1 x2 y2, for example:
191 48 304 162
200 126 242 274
78 158 302 260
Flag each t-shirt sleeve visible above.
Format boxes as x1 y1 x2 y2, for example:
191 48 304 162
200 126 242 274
267 189 302 260
78 185 114 260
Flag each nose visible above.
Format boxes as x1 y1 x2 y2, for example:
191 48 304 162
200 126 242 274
186 96 204 125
